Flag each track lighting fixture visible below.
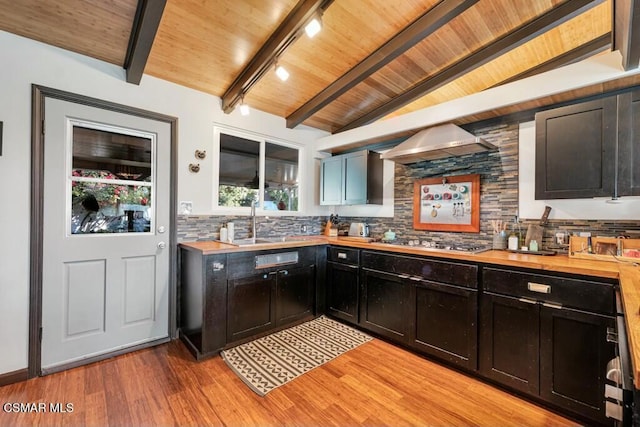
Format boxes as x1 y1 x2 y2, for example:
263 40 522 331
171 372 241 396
275 64 290 81
239 95 250 116
304 14 322 38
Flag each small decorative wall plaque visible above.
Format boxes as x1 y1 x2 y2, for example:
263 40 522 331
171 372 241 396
413 173 480 232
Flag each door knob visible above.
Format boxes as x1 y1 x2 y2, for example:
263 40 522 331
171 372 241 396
157 242 166 249
158 226 166 234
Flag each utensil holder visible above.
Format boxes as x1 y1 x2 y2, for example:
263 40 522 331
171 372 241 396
493 233 507 250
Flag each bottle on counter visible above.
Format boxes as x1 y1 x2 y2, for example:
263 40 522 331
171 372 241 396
220 225 228 242
227 222 234 242
508 232 519 250
508 216 521 250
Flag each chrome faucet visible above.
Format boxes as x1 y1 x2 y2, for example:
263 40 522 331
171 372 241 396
250 200 257 241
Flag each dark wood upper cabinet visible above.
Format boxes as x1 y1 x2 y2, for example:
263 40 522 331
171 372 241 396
535 87 640 200
617 88 640 197
535 96 617 199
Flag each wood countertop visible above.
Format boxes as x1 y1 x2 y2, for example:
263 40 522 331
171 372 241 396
179 235 640 387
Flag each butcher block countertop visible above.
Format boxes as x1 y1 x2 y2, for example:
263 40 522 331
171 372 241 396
179 235 640 387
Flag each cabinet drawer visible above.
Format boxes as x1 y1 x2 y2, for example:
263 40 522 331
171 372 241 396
361 251 478 288
482 267 614 315
328 246 359 265
228 246 316 279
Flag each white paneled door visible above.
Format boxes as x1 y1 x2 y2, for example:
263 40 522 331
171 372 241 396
41 98 170 371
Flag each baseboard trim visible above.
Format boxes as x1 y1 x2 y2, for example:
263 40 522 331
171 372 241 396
0 368 29 387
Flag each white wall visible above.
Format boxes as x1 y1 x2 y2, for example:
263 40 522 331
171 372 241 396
519 121 640 220
0 30 327 375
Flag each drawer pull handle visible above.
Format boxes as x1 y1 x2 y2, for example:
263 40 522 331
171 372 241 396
542 302 562 310
337 252 347 259
528 282 551 294
518 297 537 305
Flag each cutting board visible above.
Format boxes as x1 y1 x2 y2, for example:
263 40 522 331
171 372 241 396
525 206 551 249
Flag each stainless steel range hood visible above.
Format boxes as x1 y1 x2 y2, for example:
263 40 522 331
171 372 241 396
380 123 496 164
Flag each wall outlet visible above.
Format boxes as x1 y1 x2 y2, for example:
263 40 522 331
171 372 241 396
300 225 307 233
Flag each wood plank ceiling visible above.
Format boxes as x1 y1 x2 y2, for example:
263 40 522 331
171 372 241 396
0 0 638 139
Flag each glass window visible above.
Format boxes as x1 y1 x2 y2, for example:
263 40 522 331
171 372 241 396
70 125 153 234
264 142 298 211
217 131 299 211
218 133 260 207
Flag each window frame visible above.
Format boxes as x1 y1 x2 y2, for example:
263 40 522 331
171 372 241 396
212 125 304 215
66 119 157 236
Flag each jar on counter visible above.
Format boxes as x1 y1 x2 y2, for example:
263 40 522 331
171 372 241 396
508 233 519 250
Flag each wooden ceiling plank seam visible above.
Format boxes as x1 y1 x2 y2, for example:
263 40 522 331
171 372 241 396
335 0 606 133
284 0 479 129
492 32 612 87
614 0 640 70
220 0 334 114
125 0 168 85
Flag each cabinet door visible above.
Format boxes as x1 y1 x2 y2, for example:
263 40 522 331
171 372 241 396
618 89 640 196
276 266 315 327
540 305 615 425
320 156 343 205
360 268 411 343
535 97 617 199
227 272 276 343
326 261 359 324
412 280 478 371
479 293 540 395
343 151 367 204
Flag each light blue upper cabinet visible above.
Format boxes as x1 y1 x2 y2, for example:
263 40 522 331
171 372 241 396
320 150 383 205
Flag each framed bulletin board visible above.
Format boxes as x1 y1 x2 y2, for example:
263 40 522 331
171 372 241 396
413 173 480 232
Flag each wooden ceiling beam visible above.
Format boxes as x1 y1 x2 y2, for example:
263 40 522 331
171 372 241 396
124 0 167 85
493 32 612 87
221 0 333 114
614 0 640 70
336 0 605 133
285 0 479 129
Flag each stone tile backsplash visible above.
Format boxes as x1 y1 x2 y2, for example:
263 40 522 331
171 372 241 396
178 122 640 249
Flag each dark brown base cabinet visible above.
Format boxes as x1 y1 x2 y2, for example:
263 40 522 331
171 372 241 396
413 280 477 370
180 246 321 359
360 268 411 343
480 293 540 395
357 250 479 371
227 272 277 343
540 305 615 424
480 267 616 426
326 247 360 324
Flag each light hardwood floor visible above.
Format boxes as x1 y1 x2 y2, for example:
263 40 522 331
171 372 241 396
0 338 578 426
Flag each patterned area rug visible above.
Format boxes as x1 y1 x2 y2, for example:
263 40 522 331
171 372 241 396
220 316 372 396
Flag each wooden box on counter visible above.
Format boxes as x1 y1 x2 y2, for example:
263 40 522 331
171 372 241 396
569 236 640 262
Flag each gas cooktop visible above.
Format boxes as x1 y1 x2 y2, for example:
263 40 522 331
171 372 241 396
381 240 491 254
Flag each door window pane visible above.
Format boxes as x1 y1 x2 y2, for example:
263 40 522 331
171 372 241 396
264 142 298 211
70 125 153 234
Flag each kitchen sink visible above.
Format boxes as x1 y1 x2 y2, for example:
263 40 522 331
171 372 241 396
226 236 310 246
